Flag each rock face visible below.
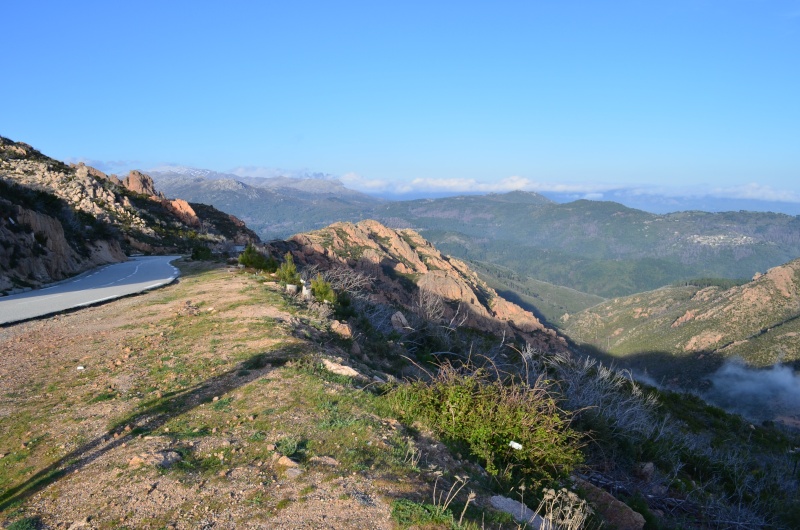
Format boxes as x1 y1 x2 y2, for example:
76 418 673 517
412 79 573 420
167 198 200 227
0 202 126 291
574 477 645 530
123 170 162 198
280 220 567 351
0 135 260 292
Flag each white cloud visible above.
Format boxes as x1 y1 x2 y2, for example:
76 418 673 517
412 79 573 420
386 176 613 195
339 172 393 191
612 183 800 204
709 183 800 203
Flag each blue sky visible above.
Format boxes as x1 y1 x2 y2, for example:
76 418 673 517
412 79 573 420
2 1 799 206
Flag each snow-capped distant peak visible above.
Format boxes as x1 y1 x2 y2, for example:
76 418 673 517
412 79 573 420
147 165 216 178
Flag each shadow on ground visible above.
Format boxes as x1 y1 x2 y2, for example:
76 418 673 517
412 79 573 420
0 350 290 512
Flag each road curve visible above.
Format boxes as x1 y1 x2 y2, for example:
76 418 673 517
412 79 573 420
0 256 181 325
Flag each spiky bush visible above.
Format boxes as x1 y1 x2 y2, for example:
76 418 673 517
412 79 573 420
387 362 582 482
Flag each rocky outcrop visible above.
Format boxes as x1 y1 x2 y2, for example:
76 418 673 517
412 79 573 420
123 170 162 198
167 199 200 227
281 220 567 351
1 135 259 262
573 477 645 530
0 202 126 292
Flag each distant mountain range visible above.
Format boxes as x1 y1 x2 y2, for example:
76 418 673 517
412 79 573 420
541 189 800 216
148 167 381 239
146 166 800 300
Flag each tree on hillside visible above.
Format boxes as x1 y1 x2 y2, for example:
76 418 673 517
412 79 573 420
238 244 277 271
276 252 301 286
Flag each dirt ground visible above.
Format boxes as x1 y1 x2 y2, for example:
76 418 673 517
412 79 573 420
0 262 426 529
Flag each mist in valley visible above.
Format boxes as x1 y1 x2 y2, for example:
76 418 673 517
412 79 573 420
702 359 800 426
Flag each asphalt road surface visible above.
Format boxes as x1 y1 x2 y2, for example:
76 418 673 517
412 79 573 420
0 256 181 325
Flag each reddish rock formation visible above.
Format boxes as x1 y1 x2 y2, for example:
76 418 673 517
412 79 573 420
167 199 200 227
123 170 163 198
281 220 567 351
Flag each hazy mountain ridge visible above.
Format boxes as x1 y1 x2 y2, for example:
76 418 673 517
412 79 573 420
376 196 800 297
149 168 381 239
145 166 800 297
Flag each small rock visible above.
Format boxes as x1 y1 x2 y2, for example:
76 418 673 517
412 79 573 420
489 496 545 527
574 477 645 530
277 455 299 468
77 366 85 371
128 455 146 468
266 444 276 451
331 320 353 338
310 455 340 466
128 450 182 469
322 358 361 378
213 396 220 402
390 311 410 332
284 467 303 479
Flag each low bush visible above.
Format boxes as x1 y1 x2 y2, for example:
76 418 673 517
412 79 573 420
191 245 213 260
386 362 582 483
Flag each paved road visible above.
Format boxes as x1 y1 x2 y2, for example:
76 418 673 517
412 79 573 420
0 256 181 325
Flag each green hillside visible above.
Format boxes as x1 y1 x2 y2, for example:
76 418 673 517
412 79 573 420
467 259 606 326
376 194 800 297
562 258 800 384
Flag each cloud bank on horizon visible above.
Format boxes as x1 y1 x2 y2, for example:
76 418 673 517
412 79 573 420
338 171 800 205
63 153 800 213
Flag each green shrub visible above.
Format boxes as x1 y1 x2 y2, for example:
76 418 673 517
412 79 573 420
311 274 336 304
238 244 277 271
387 363 582 482
191 245 213 260
276 252 301 286
391 499 455 528
7 517 41 530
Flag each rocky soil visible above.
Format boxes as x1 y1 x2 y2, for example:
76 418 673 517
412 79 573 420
0 261 525 529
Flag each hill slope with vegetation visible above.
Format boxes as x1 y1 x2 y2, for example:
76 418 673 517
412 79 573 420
0 137 258 293
148 169 800 298
562 259 800 427
375 194 800 298
3 257 799 529
563 258 800 369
